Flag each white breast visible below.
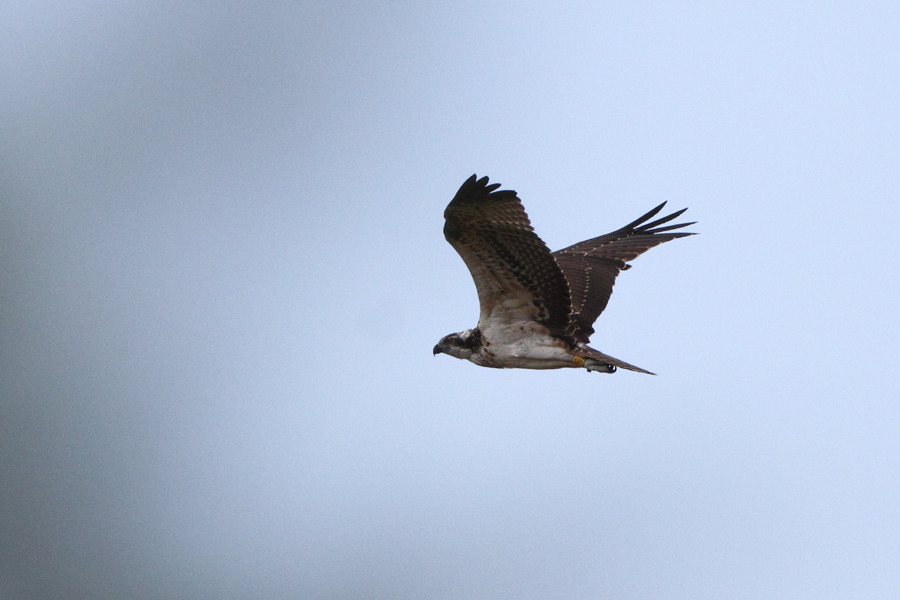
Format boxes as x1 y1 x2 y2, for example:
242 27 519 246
478 321 574 369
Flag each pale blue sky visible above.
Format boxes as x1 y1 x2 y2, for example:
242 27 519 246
3 2 900 598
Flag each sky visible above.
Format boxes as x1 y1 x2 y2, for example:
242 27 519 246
2 1 900 598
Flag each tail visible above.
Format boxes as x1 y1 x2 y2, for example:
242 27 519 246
582 346 655 375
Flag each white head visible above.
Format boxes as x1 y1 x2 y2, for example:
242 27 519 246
433 328 481 361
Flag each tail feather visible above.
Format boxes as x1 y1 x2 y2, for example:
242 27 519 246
583 347 655 375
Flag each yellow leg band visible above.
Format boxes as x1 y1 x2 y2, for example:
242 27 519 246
572 356 586 368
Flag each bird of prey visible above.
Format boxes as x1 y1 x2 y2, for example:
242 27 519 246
433 174 695 374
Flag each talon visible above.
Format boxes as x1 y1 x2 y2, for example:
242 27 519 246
584 360 617 373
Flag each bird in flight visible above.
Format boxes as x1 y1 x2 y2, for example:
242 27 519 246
433 175 695 374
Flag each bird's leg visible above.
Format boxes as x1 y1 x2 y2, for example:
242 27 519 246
584 359 617 373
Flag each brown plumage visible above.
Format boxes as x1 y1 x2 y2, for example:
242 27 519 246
553 202 694 343
443 176 573 337
436 174 695 374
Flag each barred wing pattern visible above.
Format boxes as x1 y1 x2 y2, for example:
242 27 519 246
553 202 695 343
443 175 572 335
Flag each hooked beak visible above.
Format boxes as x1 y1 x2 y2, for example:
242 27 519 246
433 344 442 356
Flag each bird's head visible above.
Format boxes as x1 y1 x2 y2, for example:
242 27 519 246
433 329 481 360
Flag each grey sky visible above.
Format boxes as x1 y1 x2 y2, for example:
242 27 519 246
3 1 899 598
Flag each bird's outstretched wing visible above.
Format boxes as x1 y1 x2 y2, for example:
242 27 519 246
443 175 572 335
553 202 695 343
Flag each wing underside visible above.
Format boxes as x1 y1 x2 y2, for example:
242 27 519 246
443 175 572 336
553 202 695 342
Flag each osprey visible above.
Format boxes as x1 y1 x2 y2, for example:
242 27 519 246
433 174 695 374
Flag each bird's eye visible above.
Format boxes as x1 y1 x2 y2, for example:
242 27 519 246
448 338 458 345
